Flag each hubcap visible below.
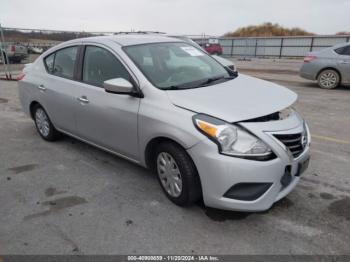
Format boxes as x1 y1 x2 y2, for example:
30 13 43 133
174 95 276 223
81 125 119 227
35 108 50 137
320 72 337 88
157 152 183 197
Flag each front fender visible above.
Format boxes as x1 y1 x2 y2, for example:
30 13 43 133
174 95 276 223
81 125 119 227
138 101 204 166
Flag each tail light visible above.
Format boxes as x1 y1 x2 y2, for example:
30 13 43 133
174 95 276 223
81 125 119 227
16 71 25 81
304 55 316 63
11 45 16 52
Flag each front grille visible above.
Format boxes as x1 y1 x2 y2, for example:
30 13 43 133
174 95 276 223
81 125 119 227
274 133 304 158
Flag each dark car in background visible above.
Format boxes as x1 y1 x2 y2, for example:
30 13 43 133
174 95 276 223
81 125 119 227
0 43 28 64
170 35 236 72
196 38 223 55
203 42 223 55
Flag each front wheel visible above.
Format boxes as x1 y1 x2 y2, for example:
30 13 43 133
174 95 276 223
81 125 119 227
33 105 61 141
155 142 202 206
317 69 340 89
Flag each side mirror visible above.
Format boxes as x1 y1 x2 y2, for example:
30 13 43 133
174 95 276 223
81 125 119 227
103 78 134 95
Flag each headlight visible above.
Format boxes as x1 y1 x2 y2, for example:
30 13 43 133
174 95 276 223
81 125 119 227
279 107 292 120
193 114 273 160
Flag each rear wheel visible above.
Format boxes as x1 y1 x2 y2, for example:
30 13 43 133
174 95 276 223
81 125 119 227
154 142 202 206
33 105 61 141
317 69 340 89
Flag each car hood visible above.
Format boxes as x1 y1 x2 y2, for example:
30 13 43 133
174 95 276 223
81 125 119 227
166 74 297 123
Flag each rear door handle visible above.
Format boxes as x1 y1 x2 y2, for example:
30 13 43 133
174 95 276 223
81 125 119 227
37 84 46 91
340 60 350 64
77 96 89 104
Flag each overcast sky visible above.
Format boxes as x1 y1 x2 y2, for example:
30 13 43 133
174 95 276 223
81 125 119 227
0 0 349 35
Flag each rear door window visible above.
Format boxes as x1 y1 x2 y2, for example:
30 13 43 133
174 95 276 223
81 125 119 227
343 46 350 55
51 46 78 79
335 45 350 56
44 53 55 73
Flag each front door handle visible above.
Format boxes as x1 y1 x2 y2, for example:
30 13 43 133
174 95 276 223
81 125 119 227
77 96 89 104
37 84 46 91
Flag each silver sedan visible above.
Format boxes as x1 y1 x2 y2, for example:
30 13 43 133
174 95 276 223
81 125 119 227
18 34 310 212
300 42 350 89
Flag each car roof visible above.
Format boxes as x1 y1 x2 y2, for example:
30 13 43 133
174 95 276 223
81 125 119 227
330 42 350 49
311 41 349 55
67 34 184 47
40 34 189 59
318 42 350 52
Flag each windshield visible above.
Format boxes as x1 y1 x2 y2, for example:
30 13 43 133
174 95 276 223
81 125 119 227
123 42 234 90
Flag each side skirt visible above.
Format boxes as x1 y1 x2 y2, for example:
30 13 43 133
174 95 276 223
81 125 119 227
56 127 144 167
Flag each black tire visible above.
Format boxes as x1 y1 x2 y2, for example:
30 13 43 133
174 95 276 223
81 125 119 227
10 57 21 64
317 69 340 89
32 104 61 141
154 142 202 206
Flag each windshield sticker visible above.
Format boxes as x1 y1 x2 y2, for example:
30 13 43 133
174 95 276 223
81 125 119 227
180 46 204 56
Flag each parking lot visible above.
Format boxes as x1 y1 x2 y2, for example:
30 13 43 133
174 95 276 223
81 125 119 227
0 58 350 255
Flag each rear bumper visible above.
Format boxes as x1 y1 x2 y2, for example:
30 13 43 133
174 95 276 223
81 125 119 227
299 63 318 80
299 71 316 81
10 54 27 59
206 49 222 55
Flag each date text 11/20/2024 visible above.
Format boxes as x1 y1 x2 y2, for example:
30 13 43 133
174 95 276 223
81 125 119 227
127 255 219 261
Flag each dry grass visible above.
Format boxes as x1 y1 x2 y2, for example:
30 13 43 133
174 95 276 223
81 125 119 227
224 23 314 37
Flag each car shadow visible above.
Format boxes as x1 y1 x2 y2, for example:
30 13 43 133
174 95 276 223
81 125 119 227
59 135 155 179
197 197 294 222
53 135 296 219
303 82 350 90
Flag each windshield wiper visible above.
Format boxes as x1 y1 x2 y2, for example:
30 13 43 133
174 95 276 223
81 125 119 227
165 83 200 90
166 85 195 90
166 85 181 90
165 75 236 90
198 75 236 87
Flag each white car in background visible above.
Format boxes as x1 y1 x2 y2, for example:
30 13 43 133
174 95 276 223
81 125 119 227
28 46 44 54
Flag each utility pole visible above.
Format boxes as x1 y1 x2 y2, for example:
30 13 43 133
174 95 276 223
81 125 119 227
0 23 12 80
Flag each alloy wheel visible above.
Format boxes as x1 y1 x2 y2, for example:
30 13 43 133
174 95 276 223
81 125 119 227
319 71 338 89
